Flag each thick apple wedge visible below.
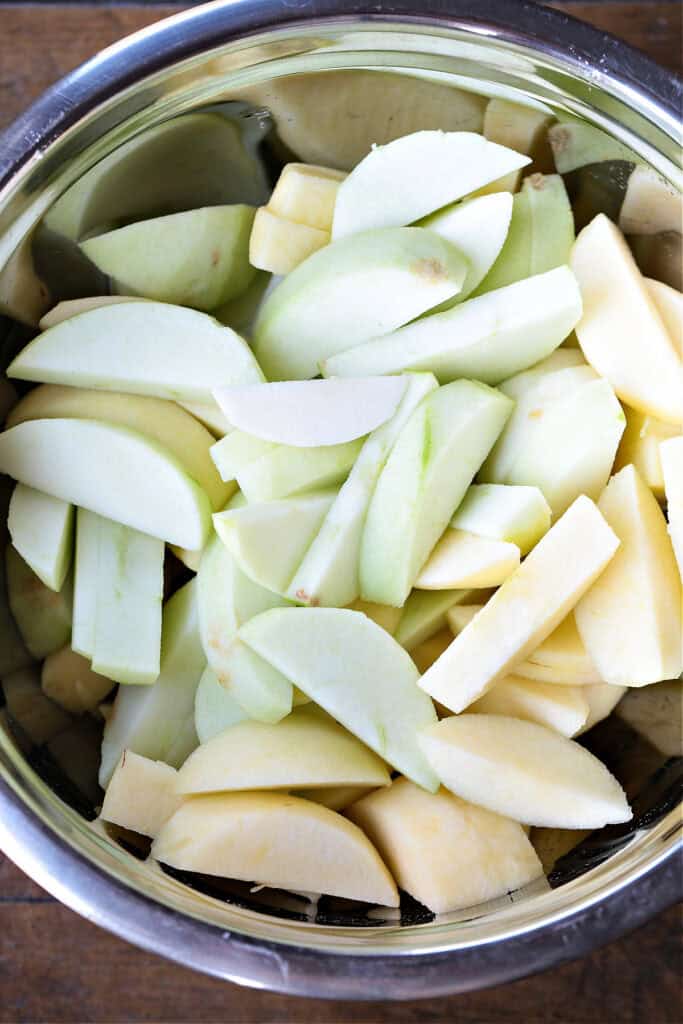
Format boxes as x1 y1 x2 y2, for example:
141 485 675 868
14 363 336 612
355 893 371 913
80 206 256 311
570 214 682 425
472 191 531 294
252 227 468 380
347 778 542 914
152 792 399 906
8 484 73 592
2 667 72 746
238 608 439 789
332 130 529 238
288 373 438 608
41 646 113 714
575 683 627 736
613 406 679 500
194 666 247 744
450 484 551 555
574 466 682 685
39 295 143 329
8 301 263 403
6 546 72 659
394 590 472 651
660 436 683 580
323 267 582 384
268 163 346 230
646 278 682 357
548 121 637 175
468 675 589 737
249 208 329 275
419 496 619 713
483 98 553 170
360 381 512 607
415 529 520 590
101 752 182 838
178 704 389 795
619 165 682 237
419 714 631 828
213 377 406 447
0 419 211 549
7 384 230 511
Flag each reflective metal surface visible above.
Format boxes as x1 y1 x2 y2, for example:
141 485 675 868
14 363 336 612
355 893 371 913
0 0 681 999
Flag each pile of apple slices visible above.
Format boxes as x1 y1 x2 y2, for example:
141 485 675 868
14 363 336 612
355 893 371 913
1 124 681 917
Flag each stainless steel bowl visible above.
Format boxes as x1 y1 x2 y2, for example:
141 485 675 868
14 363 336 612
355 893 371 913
0 0 681 1000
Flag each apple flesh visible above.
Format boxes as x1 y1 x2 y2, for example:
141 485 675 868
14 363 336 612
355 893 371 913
613 405 680 500
483 98 553 172
450 483 551 554
347 777 542 914
6 545 71 659
2 666 72 746
152 791 399 906
394 589 474 651
269 163 346 230
193 666 248 745
8 484 74 592
71 508 99 658
295 786 374 812
348 600 403 636
238 607 439 790
360 380 513 606
178 400 232 438
645 278 682 357
0 419 211 549
660 436 683 581
419 714 631 828
249 208 329 275
39 295 144 329
41 646 113 714
415 529 520 590
472 191 531 294
619 165 682 236
468 675 589 737
548 121 637 175
409 628 454 675
101 751 183 838
575 683 627 736
574 466 682 686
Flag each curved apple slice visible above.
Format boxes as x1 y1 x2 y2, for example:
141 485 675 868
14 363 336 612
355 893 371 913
0 419 211 549
238 607 438 790
6 545 72 659
178 704 389 795
394 589 471 652
468 675 588 738
415 529 520 590
646 279 682 358
152 791 399 906
419 714 631 828
8 301 263 403
194 666 248 745
8 484 73 592
450 484 551 555
575 683 626 736
39 296 143 330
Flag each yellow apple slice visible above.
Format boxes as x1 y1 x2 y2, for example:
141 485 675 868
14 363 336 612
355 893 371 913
152 791 399 906
646 279 682 358
570 214 682 425
249 208 329 275
574 466 682 685
102 751 183 838
8 484 74 592
575 683 627 736
41 646 113 714
348 599 403 636
6 545 72 659
619 165 682 236
614 405 680 500
2 666 71 745
660 436 683 580
394 589 473 651
419 496 619 712
409 629 453 675
468 675 588 737
268 163 346 230
415 528 520 590
295 786 374 812
347 777 542 913
419 714 631 827
39 295 142 330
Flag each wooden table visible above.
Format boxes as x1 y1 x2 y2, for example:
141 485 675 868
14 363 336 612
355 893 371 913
1 3 681 1020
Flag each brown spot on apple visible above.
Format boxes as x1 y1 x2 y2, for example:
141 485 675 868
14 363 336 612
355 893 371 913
211 249 220 266
552 127 570 154
527 173 546 191
411 258 447 284
295 589 320 607
528 408 544 420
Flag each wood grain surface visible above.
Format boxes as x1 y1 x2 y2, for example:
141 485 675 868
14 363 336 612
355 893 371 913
1 3 682 1021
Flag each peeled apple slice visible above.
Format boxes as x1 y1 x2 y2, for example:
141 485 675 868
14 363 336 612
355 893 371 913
252 227 468 380
71 508 99 658
548 121 637 175
419 714 631 828
468 675 589 737
41 646 112 714
570 214 682 425
347 778 542 914
238 607 439 790
619 165 682 236
0 419 211 550
194 666 247 744
213 377 406 447
178 704 390 795
645 278 682 357
575 683 627 736
415 529 520 590
332 130 529 238
268 163 346 231
8 484 73 592
613 405 680 500
419 496 619 713
2 667 71 746
394 589 472 651
483 99 553 168
574 465 682 685
249 208 329 275
660 436 683 579
8 301 264 403
6 545 72 659
473 191 532 294
450 484 551 554
409 629 453 675
152 791 399 906
348 600 403 636
39 295 142 330
101 751 182 838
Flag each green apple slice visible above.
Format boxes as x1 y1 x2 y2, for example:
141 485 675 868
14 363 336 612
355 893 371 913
347 777 542 914
419 714 631 828
570 214 682 425
331 130 529 238
193 666 248 744
660 436 683 580
214 640 294 725
8 384 230 511
268 162 346 231
238 607 438 790
91 517 164 686
450 484 551 554
323 267 582 384
252 227 468 380
99 580 204 786
394 589 472 651
39 296 145 329
548 121 637 174
80 206 256 312
71 508 99 657
213 377 406 447
8 301 263 403
468 675 589 737
348 600 403 636
574 466 682 686
0 419 211 549
178 704 390 795
6 545 72 659
177 400 232 438
415 529 520 590
101 752 182 839
524 173 575 274
419 496 620 713
472 191 532 293
287 373 438 608
360 380 513 606
213 491 336 597
152 791 399 906
41 646 113 714
8 484 74 591
496 350 590 402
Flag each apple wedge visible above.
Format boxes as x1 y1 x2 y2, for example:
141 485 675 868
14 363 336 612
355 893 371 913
249 208 329 275
252 227 468 380
8 301 264 403
575 683 627 736
394 590 471 651
2 667 72 746
8 484 74 592
80 205 256 311
646 278 682 357
660 436 683 580
268 163 346 230
332 130 529 238
483 98 553 169
296 786 374 812
415 529 520 590
472 191 531 294
468 675 589 737
213 377 406 448
323 267 582 384
39 295 143 329
71 508 99 658
0 419 211 549
152 791 399 906
238 608 439 790
548 121 637 174
419 496 619 713
419 714 631 828
570 214 682 425
360 380 513 606
574 466 682 685
348 600 403 636
346 778 542 913
409 629 454 675
102 751 183 838
41 646 113 714
614 405 680 500
6 545 72 659
178 704 390 795
193 666 247 744
287 373 438 608
450 484 551 554
178 400 232 438
619 165 682 236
